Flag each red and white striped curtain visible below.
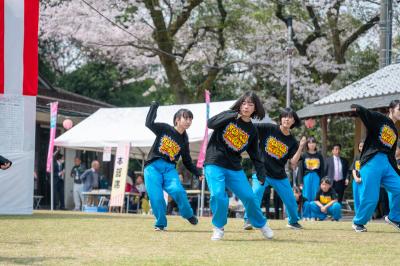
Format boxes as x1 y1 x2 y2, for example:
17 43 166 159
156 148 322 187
0 0 39 214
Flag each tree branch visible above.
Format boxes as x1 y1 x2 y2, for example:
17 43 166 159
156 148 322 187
340 13 379 58
168 0 204 36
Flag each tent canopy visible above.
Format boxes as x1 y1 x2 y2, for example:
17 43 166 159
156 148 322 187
55 100 273 159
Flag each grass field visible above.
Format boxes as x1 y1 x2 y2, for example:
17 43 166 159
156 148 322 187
0 211 399 265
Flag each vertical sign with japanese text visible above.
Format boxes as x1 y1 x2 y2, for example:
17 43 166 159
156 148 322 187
109 143 130 208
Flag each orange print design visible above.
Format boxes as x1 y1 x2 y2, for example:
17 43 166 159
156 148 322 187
265 137 288 159
305 158 320 170
223 123 249 151
379 125 396 148
159 135 181 161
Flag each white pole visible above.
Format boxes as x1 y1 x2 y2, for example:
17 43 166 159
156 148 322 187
200 178 205 216
286 16 293 108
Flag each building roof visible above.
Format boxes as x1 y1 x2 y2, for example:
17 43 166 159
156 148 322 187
38 75 114 117
298 64 400 119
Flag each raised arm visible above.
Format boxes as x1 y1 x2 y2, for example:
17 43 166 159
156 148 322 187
145 101 163 133
207 110 237 129
290 136 307 170
351 104 380 128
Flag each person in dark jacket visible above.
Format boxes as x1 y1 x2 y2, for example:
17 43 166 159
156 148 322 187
144 101 203 231
351 101 400 233
324 144 349 204
204 91 273 241
0 155 12 170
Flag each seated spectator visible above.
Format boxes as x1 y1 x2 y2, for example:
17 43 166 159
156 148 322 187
293 186 310 220
134 174 146 194
126 173 134 193
310 177 342 221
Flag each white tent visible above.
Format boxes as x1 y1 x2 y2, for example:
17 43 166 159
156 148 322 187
55 101 237 158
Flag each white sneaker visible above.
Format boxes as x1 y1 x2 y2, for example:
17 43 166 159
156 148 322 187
211 227 224 241
260 224 274 239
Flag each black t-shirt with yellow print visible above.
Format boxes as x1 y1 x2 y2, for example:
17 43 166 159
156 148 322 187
352 104 399 175
204 110 266 179
256 123 298 179
144 102 201 177
350 154 361 180
315 187 338 205
300 151 324 177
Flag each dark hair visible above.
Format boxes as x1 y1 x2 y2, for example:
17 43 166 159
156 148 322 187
320 177 331 185
279 108 301 129
55 153 64 160
173 109 193 126
389 100 400 110
230 91 265 120
332 143 341 150
306 136 317 151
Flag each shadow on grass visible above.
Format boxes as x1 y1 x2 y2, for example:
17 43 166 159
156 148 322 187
0 256 75 265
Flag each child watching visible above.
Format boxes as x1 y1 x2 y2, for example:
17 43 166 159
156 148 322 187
293 186 310 220
310 177 342 221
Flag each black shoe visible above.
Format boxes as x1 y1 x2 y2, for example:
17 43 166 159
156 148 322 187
385 216 400 231
287 222 303 230
352 223 367 232
187 216 198 225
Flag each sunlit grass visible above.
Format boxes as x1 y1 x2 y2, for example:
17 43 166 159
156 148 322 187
0 211 399 265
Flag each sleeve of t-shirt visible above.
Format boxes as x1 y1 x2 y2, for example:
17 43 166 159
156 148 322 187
181 133 202 177
207 110 238 129
315 191 321 201
318 153 325 177
288 140 299 159
145 102 169 134
351 104 382 131
247 130 266 179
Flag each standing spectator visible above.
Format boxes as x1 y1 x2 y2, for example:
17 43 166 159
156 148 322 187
298 137 324 205
324 144 349 203
81 160 100 206
53 153 65 210
350 142 364 215
309 177 342 221
70 157 86 211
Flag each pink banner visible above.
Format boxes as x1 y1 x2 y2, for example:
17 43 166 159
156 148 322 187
46 102 58 172
197 90 211 168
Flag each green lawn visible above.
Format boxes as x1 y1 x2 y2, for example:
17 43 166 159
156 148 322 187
0 211 399 265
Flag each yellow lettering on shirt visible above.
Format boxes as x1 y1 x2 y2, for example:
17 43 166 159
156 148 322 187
380 125 396 148
265 136 288 159
305 158 320 170
223 123 249 151
355 160 361 171
159 135 181 161
319 195 332 205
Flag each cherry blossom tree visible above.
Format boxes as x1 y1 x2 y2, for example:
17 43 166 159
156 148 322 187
40 0 397 105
